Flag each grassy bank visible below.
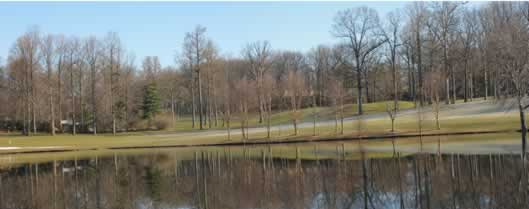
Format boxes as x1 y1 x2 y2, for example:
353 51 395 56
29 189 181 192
0 104 522 154
0 131 522 169
168 100 416 131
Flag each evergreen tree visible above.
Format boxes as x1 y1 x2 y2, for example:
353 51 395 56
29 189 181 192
142 83 161 125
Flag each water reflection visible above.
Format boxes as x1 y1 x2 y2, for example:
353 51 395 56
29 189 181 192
0 146 528 209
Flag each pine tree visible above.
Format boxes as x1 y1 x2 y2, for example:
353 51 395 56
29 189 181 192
142 83 161 127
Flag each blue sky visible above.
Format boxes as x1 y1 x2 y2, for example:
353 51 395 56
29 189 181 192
0 1 408 66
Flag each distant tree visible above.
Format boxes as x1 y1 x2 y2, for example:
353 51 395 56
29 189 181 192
459 9 479 102
66 38 81 135
104 32 123 135
243 41 271 124
405 2 427 106
9 28 41 135
142 56 161 83
183 25 208 130
203 40 220 128
327 77 345 135
262 72 276 139
425 70 443 130
83 36 100 135
332 6 387 115
220 61 233 140
41 34 57 135
234 76 251 140
284 70 306 136
429 2 463 104
383 10 402 132
142 83 161 128
493 2 529 158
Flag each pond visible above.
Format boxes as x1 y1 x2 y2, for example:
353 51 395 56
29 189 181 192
0 133 528 209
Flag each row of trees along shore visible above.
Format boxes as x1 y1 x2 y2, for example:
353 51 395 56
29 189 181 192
1 2 529 143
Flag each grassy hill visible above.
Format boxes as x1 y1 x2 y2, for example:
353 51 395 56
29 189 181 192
168 100 416 131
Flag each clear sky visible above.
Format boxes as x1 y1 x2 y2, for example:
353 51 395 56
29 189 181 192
0 1 409 66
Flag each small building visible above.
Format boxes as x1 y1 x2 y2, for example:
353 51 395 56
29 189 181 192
61 119 79 133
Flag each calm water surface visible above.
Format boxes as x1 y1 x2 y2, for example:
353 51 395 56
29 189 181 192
1 134 528 209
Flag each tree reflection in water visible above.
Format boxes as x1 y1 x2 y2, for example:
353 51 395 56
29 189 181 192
0 147 528 209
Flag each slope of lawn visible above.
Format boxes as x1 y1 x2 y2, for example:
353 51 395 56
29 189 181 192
0 99 523 154
2 131 521 169
167 100 415 131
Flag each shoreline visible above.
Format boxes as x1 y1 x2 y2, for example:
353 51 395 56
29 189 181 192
0 129 517 155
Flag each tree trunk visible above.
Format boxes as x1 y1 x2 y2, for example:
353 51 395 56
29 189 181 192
214 89 218 127
484 68 488 100
48 64 56 136
312 92 317 136
340 96 344 135
365 72 370 103
171 92 175 128
30 57 36 135
70 63 76 135
226 114 231 141
493 74 498 100
191 69 196 129
446 78 450 105
451 68 456 104
392 50 398 132
58 57 63 133
267 95 272 139
207 81 212 129
356 58 363 115
240 101 246 140
110 53 116 136
80 62 84 133
91 63 97 135
293 116 298 136
258 90 263 124
407 55 415 105
70 61 76 135
198 69 204 130
464 61 468 103
416 28 423 107
519 102 527 160
334 106 338 134
470 67 474 102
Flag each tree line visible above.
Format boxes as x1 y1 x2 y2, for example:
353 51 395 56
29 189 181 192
1 2 529 139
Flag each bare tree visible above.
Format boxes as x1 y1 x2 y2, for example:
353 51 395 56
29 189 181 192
104 32 122 135
284 70 306 136
383 10 402 132
183 25 208 130
203 40 219 128
425 70 443 130
67 38 80 135
84 36 100 135
221 60 233 140
494 2 529 157
429 2 462 104
459 9 479 102
235 76 251 140
332 6 387 115
243 41 271 125
41 34 56 135
10 28 41 135
262 72 276 139
327 77 345 135
406 2 427 106
55 35 66 133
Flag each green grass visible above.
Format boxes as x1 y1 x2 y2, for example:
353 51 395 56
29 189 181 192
0 99 523 155
0 131 521 169
167 100 415 131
